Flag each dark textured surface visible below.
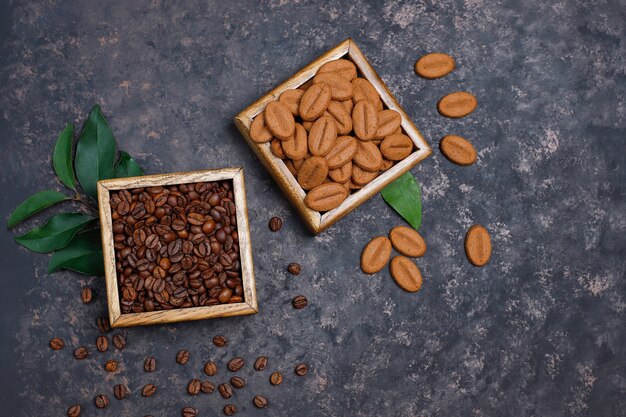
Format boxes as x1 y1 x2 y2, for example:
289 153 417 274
1 1 625 416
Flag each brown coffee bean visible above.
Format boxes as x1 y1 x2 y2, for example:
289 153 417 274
81 287 92 304
374 110 402 139
97 317 110 333
279 89 305 116
292 295 308 309
176 350 190 364
439 135 477 166
353 141 383 171
249 112 273 143
204 361 218 376
268 217 282 232
325 100 353 135
389 256 423 292
297 156 329 190
380 133 413 161
181 406 197 417
324 135 358 169
304 182 349 212
415 52 455 79
227 357 244 372
318 58 357 81
50 337 64 350
188 379 201 395
201 381 215 394
253 395 268 408
361 236 392 274
295 363 308 376
308 116 338 156
313 72 353 101
218 383 233 399
67 404 81 417
144 356 156 372
230 376 245 389
95 336 108 352
282 123 308 160
105 360 118 372
389 226 427 258
254 356 268 371
114 384 129 400
437 91 477 118
299 82 332 121
464 225 491 266
287 263 301 275
224 404 237 416
270 371 283 385
94 395 109 409
142 384 157 397
113 334 126 350
73 346 88 360
352 78 383 110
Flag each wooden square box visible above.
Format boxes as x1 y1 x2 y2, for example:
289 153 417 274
234 38 431 234
97 168 257 327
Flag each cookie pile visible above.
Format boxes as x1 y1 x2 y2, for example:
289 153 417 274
249 58 415 212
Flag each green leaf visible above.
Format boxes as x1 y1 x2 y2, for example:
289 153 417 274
7 190 69 228
75 105 117 199
114 151 144 178
48 228 104 275
52 123 76 190
14 212 95 253
380 172 422 231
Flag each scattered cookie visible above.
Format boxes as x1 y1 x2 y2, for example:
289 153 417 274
414 53 455 79
464 224 491 266
437 91 477 118
439 135 477 166
360 236 392 274
389 256 423 292
389 226 426 257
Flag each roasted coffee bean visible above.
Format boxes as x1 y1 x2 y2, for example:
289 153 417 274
268 216 282 231
201 381 215 394
181 407 197 417
142 384 157 397
97 317 110 333
287 263 301 275
204 361 217 376
105 359 118 372
253 395 268 408
50 337 65 350
292 295 308 309
114 384 129 400
213 335 227 347
67 404 81 417
96 336 108 352
230 376 245 389
176 350 190 364
81 287 92 303
94 395 109 409
223 404 237 416
73 346 88 360
270 371 283 385
254 356 268 371
113 334 126 350
144 356 156 372
295 363 308 376
188 379 201 395
218 383 233 399
228 357 244 372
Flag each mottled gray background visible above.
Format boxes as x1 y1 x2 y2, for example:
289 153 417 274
0 0 624 416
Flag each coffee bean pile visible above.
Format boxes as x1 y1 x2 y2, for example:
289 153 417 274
109 181 244 313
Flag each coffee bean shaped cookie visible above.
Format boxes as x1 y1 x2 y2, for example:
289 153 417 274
341 99 353 115
265 101 295 140
293 153 311 171
249 112 273 143
389 226 426 258
313 72 353 101
380 134 413 161
297 156 329 190
352 100 379 141
270 138 286 159
285 159 298 177
464 225 491 266
282 123 308 160
361 236 392 274
308 116 338 156
317 59 357 81
352 78 383 110
328 161 352 183
437 92 477 118
324 100 353 135
299 83 332 121
279 89 305 116
414 53 455 79
351 164 378 186
374 110 401 140
380 159 394 171
439 135 477 166
305 182 349 212
390 256 422 292
325 135 358 169
353 141 382 172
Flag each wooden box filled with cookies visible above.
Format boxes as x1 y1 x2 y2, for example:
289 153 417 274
234 38 431 234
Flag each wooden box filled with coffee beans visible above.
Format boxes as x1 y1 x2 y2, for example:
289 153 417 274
234 38 431 234
97 168 257 327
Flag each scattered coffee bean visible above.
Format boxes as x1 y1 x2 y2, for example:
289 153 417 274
204 361 217 376
67 404 81 417
112 334 126 350
227 357 244 372
270 371 283 385
113 384 129 400
295 363 308 376
142 384 157 397
188 379 201 395
94 395 109 409
81 287 92 304
287 263 301 275
144 356 156 372
268 216 282 231
96 336 108 352
104 359 118 372
224 404 237 416
176 350 190 364
254 356 268 371
292 295 308 309
230 376 245 389
253 395 268 408
200 381 215 394
218 383 233 399
49 337 64 350
213 335 228 347
97 317 110 333
181 407 197 417
73 346 88 360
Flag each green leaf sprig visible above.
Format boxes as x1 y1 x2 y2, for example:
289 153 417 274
7 105 144 275
381 171 422 231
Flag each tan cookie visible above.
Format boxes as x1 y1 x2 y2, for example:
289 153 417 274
249 112 273 143
324 136 358 169
353 141 383 171
380 134 413 161
264 101 295 140
374 110 402 140
304 182 349 212
437 92 477 118
324 100 353 135
352 99 379 141
341 99 353 115
282 123 308 160
414 53 455 79
317 59 357 81
380 159 394 171
439 135 477 166
348 179 363 190
279 89 305 116
464 225 491 266
313 72 353 101
352 78 383 110
351 165 378 186
389 256 422 292
308 116 338 156
389 226 426 257
292 153 310 171
360 236 392 274
328 161 352 183
297 156 329 190
302 120 314 131
299 82 332 121
270 139 286 159
299 79 313 91
284 159 298 177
